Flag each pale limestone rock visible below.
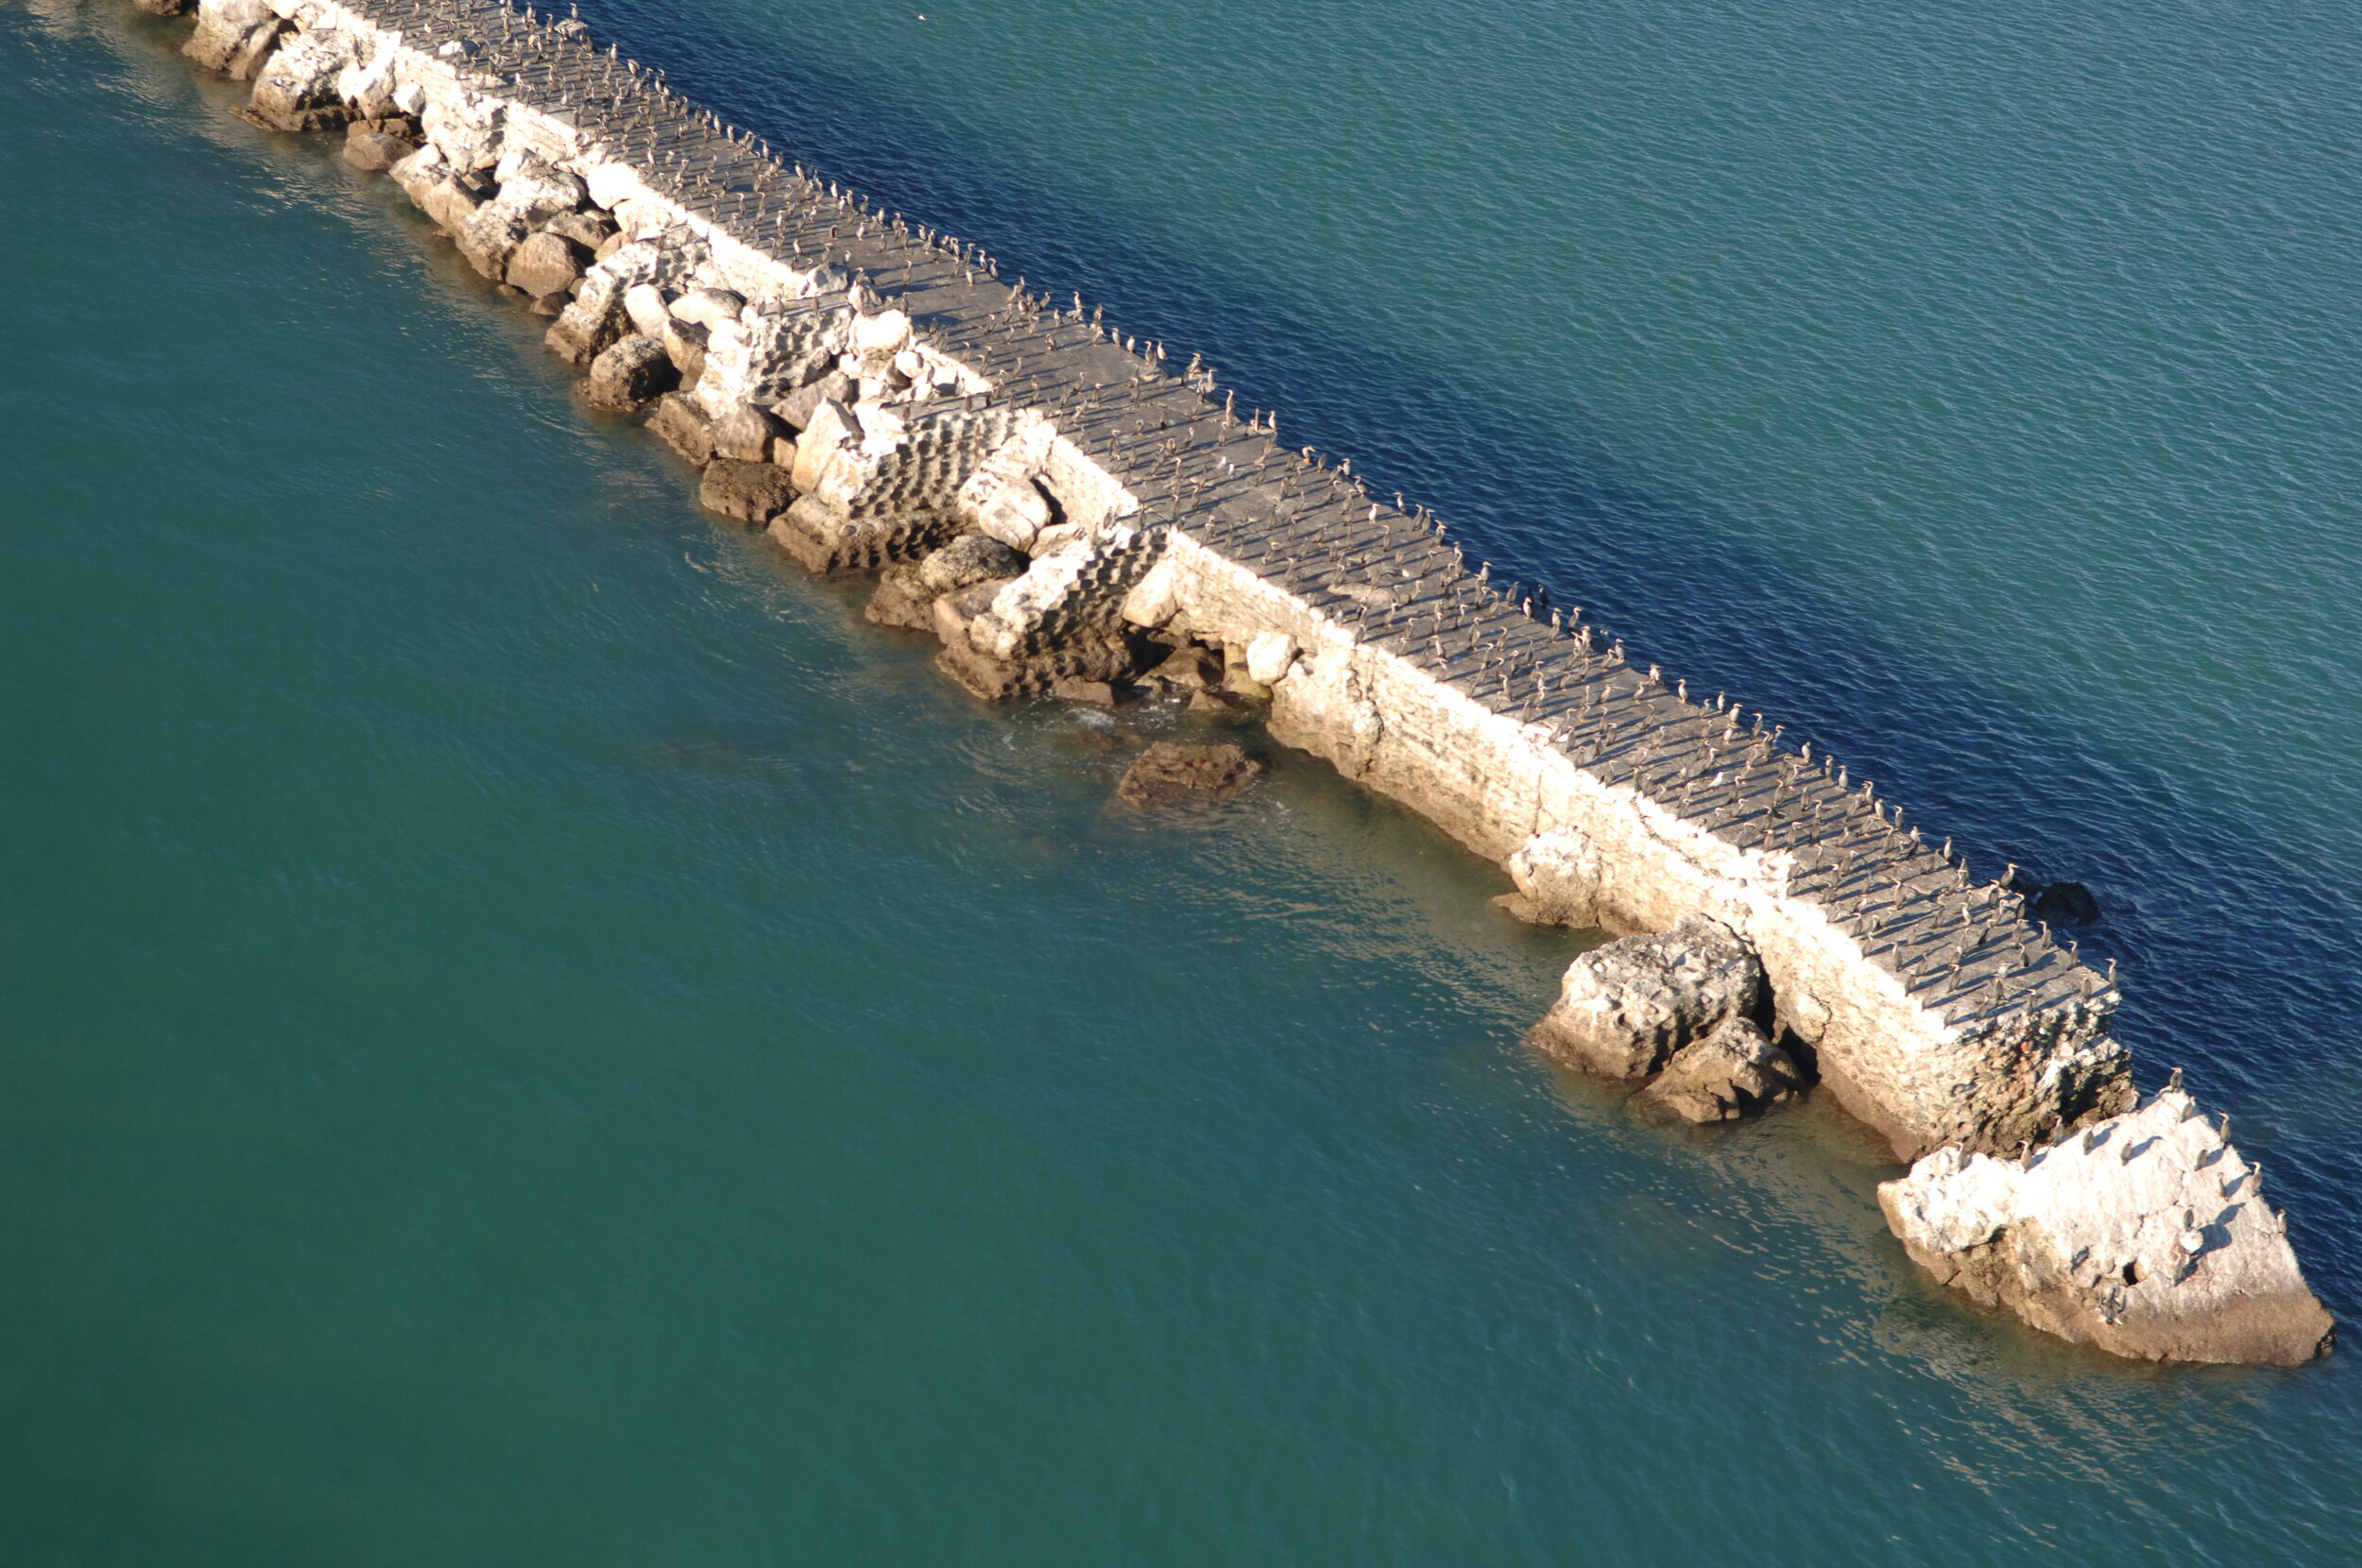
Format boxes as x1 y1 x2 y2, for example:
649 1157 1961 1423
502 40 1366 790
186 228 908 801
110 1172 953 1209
582 160 642 212
1879 1087 2335 1365
707 403 779 464
185 0 286 78
1245 631 1298 686
623 282 671 339
241 26 356 131
453 201 530 281
850 307 912 357
1530 916 1765 1080
1119 556 1182 629
1499 826 1605 929
669 288 745 329
386 142 446 205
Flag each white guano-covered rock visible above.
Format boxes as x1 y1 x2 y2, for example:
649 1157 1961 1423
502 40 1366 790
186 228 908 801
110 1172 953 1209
1879 1086 2335 1365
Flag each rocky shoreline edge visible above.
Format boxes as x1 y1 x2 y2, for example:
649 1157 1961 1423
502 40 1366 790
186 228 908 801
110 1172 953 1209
109 0 2333 1365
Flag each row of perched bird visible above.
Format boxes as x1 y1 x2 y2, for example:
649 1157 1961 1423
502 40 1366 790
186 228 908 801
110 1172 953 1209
338 0 2107 1031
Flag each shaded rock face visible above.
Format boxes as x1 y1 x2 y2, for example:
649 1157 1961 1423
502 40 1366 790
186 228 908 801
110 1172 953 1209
918 534 1025 594
579 334 676 414
1529 916 1766 1081
647 392 714 466
1879 1087 2335 1366
1632 1017 1804 1124
698 460 797 527
1116 742 1261 809
341 128 416 173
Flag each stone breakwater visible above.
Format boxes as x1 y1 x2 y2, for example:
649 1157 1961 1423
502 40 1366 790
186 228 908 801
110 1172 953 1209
124 0 2331 1363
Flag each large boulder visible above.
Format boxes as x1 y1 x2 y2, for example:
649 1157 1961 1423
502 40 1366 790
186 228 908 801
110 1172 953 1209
1631 1017 1804 1124
183 0 285 79
453 202 531 281
647 393 714 466
1116 742 1261 809
505 230 584 301
1879 1086 2335 1365
1529 915 1765 1080
342 126 417 174
579 334 676 414
698 461 797 527
709 402 782 463
545 268 630 366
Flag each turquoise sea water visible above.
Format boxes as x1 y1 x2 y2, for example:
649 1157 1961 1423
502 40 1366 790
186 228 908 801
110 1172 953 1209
4 1 2358 1561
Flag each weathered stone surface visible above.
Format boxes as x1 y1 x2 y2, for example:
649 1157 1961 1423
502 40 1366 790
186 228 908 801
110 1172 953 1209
1631 1017 1804 1124
863 565 937 631
647 392 714 466
1529 916 1765 1080
1143 643 1221 691
238 26 358 132
931 578 1017 648
488 154 585 223
184 0 284 78
660 318 708 384
698 460 797 527
918 534 1025 594
505 230 584 300
710 402 783 463
1116 741 1262 808
1052 676 1119 707
454 202 530 281
1495 826 1606 929
341 128 415 173
669 287 745 328
1880 1087 2335 1365
540 210 616 253
773 369 851 432
136 0 196 18
544 268 629 366
579 334 676 414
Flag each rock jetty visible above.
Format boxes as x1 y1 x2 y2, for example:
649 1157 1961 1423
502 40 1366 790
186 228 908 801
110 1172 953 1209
133 0 2330 1363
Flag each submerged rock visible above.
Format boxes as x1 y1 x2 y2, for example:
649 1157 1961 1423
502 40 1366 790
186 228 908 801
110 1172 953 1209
1116 741 1261 809
1879 1086 2335 1365
1632 1017 1804 1124
1529 916 1765 1081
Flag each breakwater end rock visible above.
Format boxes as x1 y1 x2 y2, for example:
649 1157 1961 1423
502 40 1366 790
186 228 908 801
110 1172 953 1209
1116 741 1260 809
130 0 2332 1364
1880 1086 2334 1364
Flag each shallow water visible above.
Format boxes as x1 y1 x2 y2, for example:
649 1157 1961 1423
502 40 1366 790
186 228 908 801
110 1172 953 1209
2 2 2357 1562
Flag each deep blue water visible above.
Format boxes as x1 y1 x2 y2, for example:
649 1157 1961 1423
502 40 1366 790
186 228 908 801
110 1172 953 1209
3 0 2357 1561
